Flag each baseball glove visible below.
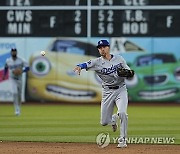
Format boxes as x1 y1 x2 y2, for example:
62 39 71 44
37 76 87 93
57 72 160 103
117 68 134 78
13 68 22 76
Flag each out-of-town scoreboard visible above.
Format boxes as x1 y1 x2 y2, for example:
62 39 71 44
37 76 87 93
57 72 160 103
0 0 180 37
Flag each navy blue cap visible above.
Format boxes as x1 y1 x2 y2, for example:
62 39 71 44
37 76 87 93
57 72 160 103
97 40 110 48
11 48 17 52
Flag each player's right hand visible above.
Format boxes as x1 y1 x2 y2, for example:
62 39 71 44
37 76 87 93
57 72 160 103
73 66 81 75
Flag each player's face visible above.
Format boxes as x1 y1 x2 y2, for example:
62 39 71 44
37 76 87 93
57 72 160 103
11 51 17 58
98 46 110 57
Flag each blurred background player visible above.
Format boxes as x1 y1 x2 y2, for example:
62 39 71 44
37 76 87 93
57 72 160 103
74 40 134 148
2 48 29 116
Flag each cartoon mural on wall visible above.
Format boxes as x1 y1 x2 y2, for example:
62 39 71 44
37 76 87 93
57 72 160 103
0 37 180 103
126 53 180 102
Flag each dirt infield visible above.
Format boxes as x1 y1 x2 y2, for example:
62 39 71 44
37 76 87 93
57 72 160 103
0 142 179 154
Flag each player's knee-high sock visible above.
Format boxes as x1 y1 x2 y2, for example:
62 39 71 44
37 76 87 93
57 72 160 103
111 114 118 125
119 112 128 138
13 94 20 115
18 92 21 113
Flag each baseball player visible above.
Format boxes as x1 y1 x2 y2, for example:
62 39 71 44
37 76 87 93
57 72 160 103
73 40 134 148
2 48 29 116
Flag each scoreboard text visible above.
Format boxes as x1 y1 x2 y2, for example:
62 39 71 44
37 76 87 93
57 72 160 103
0 0 180 37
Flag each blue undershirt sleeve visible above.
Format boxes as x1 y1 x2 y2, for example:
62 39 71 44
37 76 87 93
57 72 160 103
77 63 87 69
23 66 30 73
3 66 8 76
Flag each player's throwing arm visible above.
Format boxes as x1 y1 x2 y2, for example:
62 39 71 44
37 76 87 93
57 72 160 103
73 63 87 75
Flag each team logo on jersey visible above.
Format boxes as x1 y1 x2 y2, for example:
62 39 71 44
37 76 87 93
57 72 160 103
101 63 122 75
9 64 22 69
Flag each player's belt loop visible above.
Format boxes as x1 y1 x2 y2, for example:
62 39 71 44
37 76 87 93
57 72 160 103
108 86 119 89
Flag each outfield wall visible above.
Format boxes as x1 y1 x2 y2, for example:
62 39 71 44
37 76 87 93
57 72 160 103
0 37 180 103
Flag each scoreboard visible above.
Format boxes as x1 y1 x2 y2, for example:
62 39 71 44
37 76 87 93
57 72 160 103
0 0 180 37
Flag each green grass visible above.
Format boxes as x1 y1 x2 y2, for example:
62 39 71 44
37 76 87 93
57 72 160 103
0 104 180 144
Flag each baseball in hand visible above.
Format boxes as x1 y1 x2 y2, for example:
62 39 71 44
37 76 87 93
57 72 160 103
41 51 46 56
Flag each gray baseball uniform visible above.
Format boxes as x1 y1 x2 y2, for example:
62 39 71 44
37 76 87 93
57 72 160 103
85 54 130 138
5 57 29 115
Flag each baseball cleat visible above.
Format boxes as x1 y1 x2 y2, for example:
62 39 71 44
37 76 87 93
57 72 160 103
15 113 20 116
117 137 127 148
15 109 20 116
112 123 117 132
112 114 119 132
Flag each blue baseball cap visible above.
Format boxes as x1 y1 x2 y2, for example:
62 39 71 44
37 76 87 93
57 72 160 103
97 40 110 48
11 48 17 52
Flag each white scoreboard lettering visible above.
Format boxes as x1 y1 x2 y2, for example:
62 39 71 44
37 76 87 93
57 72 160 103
0 0 180 36
7 10 32 34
